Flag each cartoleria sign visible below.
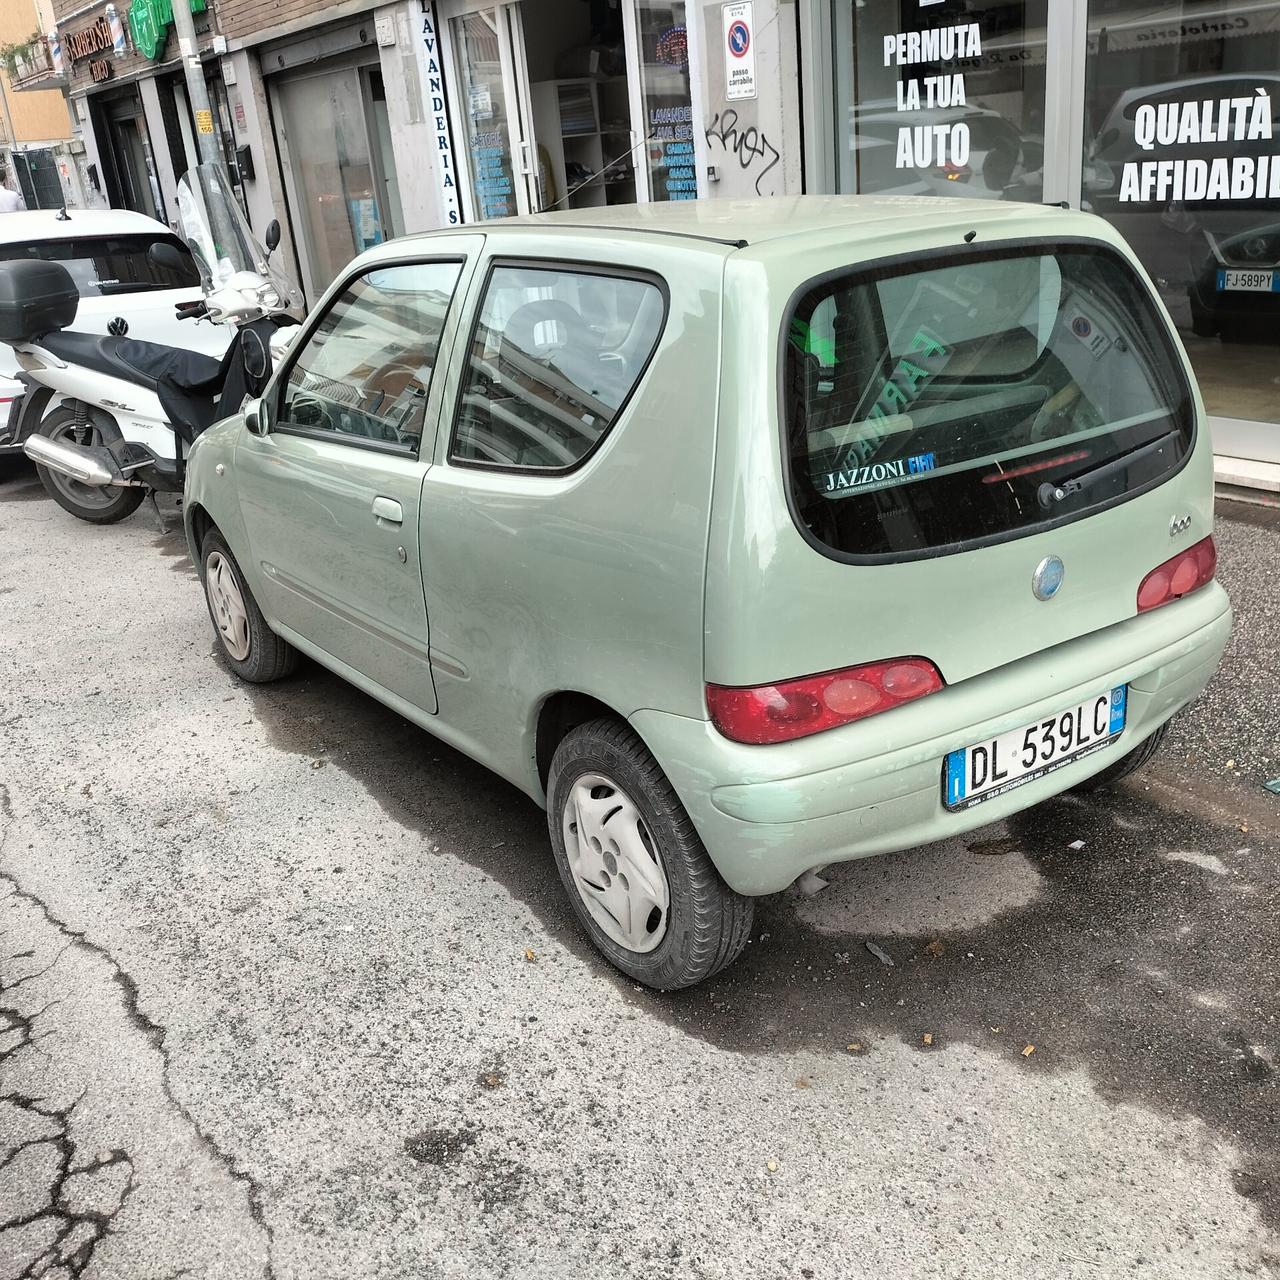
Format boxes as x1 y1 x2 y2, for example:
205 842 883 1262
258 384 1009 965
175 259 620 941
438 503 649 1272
127 0 207 60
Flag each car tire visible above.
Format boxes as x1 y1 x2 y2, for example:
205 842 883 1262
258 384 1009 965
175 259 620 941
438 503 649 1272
199 529 299 683
1189 309 1215 338
1072 721 1169 793
33 408 146 525
547 718 754 990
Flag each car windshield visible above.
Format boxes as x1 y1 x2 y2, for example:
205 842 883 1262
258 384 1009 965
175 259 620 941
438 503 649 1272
0 234 200 296
782 243 1194 559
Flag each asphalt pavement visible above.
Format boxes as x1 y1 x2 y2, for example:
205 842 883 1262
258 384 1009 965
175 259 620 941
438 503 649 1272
1 457 1277 1280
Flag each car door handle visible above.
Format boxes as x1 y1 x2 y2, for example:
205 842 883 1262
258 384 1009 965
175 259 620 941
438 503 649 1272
372 496 403 526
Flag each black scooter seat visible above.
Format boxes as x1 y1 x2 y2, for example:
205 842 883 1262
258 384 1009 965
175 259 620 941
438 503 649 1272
39 330 222 394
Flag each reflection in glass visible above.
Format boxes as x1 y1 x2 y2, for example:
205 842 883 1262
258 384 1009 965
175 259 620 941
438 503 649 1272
276 68 382 292
835 0 1047 202
1083 1 1280 426
453 10 518 220
282 263 463 448
453 266 665 468
785 246 1192 556
636 3 698 201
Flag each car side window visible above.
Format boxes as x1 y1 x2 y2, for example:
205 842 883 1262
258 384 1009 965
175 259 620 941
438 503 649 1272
278 261 463 451
450 263 665 470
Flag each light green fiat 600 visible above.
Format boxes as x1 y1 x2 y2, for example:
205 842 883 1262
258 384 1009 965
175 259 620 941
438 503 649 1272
185 197 1231 990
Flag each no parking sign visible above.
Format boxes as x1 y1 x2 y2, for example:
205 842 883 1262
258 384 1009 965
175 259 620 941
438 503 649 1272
722 2 756 100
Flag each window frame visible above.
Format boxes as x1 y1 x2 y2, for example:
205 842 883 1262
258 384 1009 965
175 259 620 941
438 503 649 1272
776 235 1198 566
445 255 671 477
270 253 467 461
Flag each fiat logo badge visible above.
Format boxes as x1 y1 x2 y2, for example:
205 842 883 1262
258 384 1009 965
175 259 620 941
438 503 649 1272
1032 555 1065 601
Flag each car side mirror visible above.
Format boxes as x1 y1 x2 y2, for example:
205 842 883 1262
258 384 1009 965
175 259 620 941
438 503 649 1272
148 240 188 272
244 397 269 436
265 219 281 257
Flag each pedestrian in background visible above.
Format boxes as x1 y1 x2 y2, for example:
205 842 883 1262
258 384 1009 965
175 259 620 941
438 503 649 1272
0 169 26 212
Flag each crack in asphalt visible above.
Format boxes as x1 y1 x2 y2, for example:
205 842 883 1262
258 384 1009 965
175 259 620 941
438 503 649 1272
0 815 277 1279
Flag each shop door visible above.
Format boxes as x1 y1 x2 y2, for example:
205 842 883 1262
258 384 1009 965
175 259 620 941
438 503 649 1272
442 2 539 219
274 59 405 299
108 110 161 221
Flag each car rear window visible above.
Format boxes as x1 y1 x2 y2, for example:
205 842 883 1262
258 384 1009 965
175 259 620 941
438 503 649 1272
0 235 200 296
782 243 1194 560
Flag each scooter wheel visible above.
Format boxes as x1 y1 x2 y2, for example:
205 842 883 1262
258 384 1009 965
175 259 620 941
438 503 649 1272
32 409 146 525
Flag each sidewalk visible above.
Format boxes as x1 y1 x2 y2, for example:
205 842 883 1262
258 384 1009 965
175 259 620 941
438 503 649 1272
1215 455 1280 508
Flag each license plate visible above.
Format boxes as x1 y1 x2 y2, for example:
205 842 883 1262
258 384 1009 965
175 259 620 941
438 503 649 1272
943 686 1127 812
1216 268 1277 293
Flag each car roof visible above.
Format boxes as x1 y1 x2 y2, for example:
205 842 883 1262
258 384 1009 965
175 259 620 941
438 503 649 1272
415 194 1071 252
0 208 173 243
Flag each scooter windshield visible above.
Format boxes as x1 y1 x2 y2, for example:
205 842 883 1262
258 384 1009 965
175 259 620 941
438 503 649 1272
176 163 301 310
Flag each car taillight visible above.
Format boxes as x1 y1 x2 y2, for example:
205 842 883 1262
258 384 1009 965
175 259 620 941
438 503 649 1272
1137 535 1216 613
706 658 945 745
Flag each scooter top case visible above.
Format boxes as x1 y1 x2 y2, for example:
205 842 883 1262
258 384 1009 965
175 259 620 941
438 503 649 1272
0 259 79 344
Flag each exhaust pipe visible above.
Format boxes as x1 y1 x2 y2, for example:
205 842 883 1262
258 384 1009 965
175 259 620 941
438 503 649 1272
24 435 123 487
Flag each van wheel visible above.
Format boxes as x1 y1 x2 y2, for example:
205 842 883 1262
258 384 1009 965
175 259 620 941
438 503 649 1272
33 409 145 524
1073 722 1169 793
199 530 298 683
547 719 754 990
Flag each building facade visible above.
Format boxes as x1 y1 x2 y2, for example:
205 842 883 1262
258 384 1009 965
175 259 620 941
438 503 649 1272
0 0 85 208
52 0 1280 481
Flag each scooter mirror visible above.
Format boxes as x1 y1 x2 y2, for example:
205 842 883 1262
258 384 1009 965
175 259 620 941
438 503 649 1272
244 398 269 437
149 240 190 273
265 220 281 255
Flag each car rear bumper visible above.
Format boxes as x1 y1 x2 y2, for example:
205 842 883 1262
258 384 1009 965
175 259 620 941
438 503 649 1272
632 582 1232 895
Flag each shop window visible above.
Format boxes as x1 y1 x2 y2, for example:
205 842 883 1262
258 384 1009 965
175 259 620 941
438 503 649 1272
834 1 1047 203
636 3 698 201
1083 1 1280 430
451 264 665 470
453 11 520 219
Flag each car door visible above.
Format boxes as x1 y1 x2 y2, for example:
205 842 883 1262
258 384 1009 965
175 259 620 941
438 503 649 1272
235 240 481 715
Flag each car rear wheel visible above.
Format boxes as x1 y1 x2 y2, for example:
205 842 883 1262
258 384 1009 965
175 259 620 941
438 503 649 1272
1072 721 1169 793
199 530 298 683
547 718 753 990
33 409 145 524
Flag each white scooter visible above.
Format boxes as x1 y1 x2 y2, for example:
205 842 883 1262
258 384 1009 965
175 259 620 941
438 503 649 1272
1 164 302 524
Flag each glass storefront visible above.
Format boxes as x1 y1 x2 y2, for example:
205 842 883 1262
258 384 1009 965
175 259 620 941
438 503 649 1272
833 0 1048 202
441 0 701 217
819 0 1280 466
274 60 406 298
451 9 520 219
635 3 698 201
1083 1 1280 433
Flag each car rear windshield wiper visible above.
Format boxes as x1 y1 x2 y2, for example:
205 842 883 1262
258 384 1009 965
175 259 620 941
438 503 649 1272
1037 429 1179 509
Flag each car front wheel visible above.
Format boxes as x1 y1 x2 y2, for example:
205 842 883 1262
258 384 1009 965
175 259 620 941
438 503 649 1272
199 530 298 683
547 718 753 990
